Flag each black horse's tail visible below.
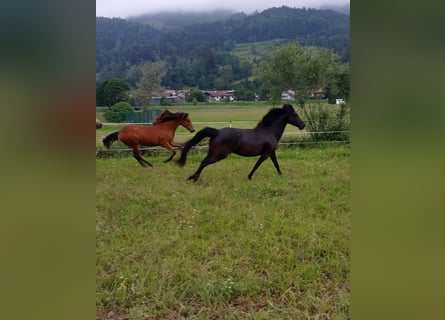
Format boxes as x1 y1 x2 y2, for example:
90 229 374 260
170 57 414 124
177 127 219 166
102 131 119 149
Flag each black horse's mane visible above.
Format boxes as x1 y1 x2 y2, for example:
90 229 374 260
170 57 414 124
255 105 291 129
152 110 187 125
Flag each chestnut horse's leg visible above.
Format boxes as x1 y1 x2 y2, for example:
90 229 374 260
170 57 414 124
247 154 270 180
161 142 176 163
269 151 282 175
132 146 153 167
164 151 176 163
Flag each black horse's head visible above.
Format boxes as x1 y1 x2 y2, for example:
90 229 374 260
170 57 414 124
283 104 305 130
96 118 103 129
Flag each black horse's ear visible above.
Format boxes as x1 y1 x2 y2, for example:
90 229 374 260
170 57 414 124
283 104 293 110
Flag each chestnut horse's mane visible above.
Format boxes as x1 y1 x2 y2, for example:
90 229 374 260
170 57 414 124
152 110 188 125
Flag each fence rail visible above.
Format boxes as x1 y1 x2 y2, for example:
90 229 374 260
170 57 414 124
96 129 350 158
99 119 349 126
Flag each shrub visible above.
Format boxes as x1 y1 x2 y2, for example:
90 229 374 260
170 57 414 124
104 102 134 123
160 96 171 106
186 89 206 103
299 102 350 141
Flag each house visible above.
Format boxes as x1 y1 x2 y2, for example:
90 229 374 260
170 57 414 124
336 98 346 105
281 90 295 100
309 88 326 99
161 89 176 97
204 90 235 102
160 89 186 103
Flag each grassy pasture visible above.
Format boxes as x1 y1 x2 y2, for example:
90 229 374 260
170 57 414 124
96 144 350 319
231 40 287 64
96 103 350 318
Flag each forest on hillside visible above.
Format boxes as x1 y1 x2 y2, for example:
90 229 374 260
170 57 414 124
96 6 349 93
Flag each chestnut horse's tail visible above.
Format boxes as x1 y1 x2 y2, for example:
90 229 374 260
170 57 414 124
177 127 219 166
102 131 119 149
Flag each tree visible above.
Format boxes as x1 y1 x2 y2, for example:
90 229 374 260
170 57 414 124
96 78 130 108
130 61 167 117
186 89 206 103
327 63 350 103
104 102 133 123
258 42 341 104
160 96 171 106
124 65 143 88
214 77 226 90
258 42 349 141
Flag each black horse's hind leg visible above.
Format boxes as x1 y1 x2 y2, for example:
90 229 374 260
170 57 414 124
187 154 227 182
247 154 270 180
187 158 212 182
132 148 153 167
269 151 282 175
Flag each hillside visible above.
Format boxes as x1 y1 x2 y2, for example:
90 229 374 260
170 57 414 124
231 39 287 64
129 9 236 29
96 6 349 91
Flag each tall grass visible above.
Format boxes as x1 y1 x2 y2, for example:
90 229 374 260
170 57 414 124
96 145 350 319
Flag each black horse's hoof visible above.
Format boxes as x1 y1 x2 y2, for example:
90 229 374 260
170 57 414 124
187 175 199 182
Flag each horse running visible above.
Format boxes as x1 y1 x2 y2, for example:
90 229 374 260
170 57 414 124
177 104 305 182
102 110 195 167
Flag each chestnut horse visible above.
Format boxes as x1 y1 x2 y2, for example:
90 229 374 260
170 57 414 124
177 104 305 182
96 118 102 129
103 110 195 167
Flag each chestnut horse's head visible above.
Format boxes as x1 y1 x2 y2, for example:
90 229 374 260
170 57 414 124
179 113 195 133
96 118 102 129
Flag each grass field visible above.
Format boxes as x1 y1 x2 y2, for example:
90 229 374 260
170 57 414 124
231 40 288 64
96 103 350 319
96 143 350 319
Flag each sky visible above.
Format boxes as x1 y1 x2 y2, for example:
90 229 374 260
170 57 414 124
96 0 349 18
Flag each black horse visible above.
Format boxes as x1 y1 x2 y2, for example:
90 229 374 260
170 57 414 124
177 104 305 182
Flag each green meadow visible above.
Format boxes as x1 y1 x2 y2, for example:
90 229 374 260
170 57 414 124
96 104 350 319
231 40 287 64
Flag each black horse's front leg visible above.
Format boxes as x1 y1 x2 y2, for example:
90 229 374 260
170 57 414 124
187 162 206 182
187 154 224 182
269 151 282 175
247 154 269 180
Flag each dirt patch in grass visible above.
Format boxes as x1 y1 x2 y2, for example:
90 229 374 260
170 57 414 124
96 307 129 320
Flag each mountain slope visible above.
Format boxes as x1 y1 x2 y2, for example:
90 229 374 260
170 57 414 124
96 6 349 89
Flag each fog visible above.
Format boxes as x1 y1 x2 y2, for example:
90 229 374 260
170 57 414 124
96 0 349 18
